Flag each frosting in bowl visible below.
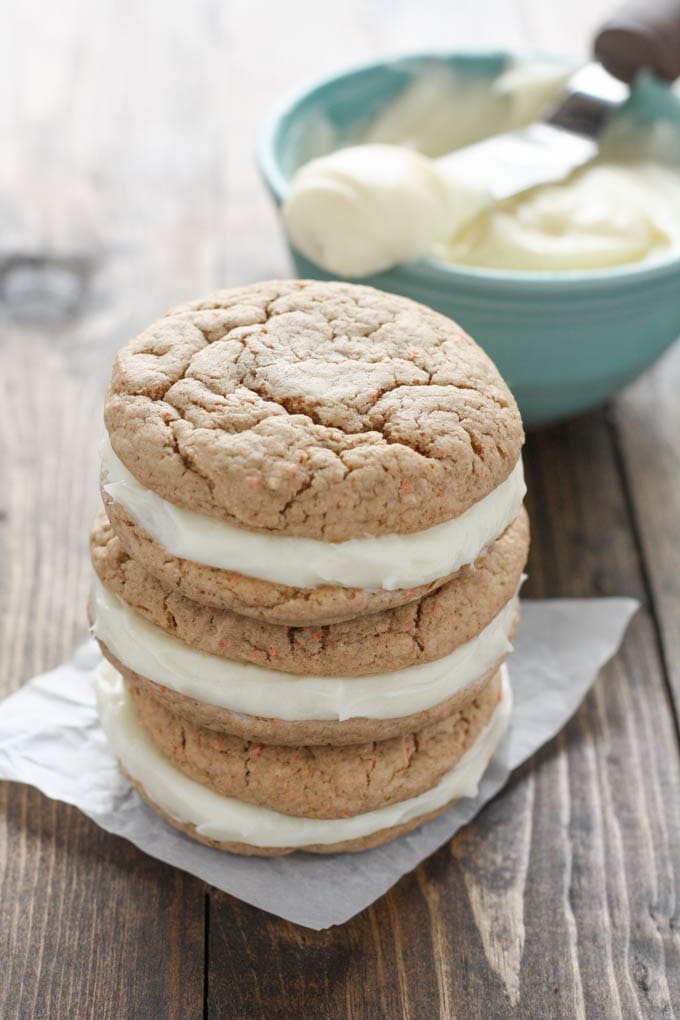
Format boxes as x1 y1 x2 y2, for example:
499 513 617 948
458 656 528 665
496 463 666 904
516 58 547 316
283 61 680 275
437 160 680 271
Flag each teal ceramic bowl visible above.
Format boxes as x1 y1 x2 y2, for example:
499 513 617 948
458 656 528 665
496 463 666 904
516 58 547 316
258 52 680 426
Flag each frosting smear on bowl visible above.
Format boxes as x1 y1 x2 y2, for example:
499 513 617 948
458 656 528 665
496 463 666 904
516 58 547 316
283 61 680 275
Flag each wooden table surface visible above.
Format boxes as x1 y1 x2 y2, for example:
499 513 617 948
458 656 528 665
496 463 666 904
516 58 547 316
2 2 680 1017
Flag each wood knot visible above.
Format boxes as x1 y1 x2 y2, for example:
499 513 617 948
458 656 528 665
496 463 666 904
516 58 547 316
0 253 92 323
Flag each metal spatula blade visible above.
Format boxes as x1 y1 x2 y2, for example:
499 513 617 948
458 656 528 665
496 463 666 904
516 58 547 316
437 64 629 201
436 0 680 202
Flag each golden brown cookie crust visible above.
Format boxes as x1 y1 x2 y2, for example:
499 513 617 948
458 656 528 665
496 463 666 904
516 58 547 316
91 508 528 675
126 669 500 819
103 493 465 625
123 766 456 855
104 280 523 542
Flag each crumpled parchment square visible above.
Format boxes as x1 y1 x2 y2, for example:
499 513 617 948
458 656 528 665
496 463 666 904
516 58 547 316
0 598 637 929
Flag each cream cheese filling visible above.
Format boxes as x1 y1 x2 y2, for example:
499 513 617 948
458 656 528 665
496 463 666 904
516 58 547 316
94 660 512 847
101 438 526 591
90 574 518 722
285 62 680 276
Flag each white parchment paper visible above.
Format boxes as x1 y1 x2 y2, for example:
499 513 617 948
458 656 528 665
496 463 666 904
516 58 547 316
0 597 637 929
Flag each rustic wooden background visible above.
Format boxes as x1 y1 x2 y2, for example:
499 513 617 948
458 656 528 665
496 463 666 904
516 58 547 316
1 1 680 1017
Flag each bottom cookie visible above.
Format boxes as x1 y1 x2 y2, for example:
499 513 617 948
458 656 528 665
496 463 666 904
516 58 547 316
95 659 512 855
126 668 502 818
123 768 456 855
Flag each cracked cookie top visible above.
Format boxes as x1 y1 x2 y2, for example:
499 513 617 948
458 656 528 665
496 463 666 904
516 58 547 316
104 280 523 541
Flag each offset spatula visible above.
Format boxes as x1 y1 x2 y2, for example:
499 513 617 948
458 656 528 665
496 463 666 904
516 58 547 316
437 0 680 201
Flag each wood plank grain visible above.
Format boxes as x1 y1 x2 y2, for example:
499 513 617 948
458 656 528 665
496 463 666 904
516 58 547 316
0 786 204 1020
614 342 680 716
207 3 680 1015
520 417 680 1017
0 325 206 1019
0 0 234 1013
2 0 680 1018
206 415 680 1020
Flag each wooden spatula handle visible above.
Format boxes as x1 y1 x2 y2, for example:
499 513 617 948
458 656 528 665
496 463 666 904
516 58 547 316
595 0 680 82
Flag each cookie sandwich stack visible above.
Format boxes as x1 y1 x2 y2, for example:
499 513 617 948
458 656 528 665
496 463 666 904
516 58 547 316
90 280 529 855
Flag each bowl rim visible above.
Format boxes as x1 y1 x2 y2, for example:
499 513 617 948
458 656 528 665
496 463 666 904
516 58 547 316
256 49 680 293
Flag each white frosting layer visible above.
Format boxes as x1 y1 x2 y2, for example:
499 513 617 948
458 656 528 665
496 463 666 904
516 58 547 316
94 660 512 847
101 438 526 591
90 574 518 721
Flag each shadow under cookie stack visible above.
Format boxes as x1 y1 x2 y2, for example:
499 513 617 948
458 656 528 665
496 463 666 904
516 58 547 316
90 280 529 855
